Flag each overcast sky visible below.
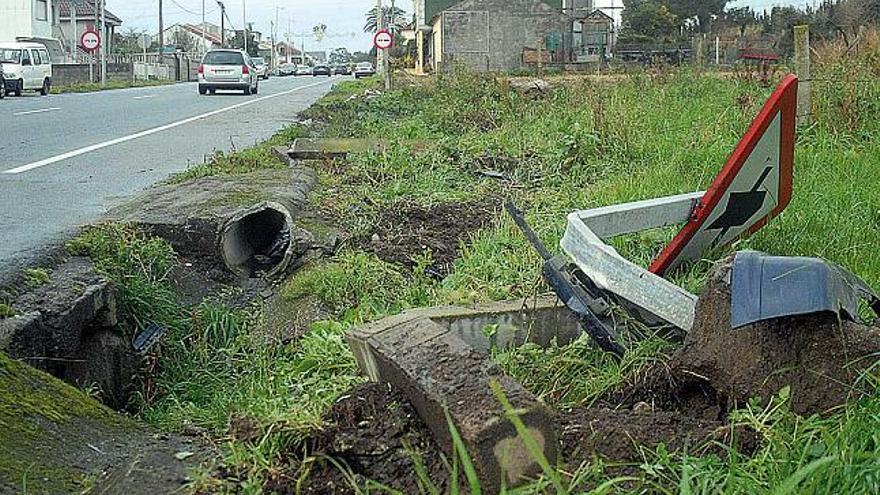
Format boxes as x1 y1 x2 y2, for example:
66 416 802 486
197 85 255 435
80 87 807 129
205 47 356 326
107 0 817 53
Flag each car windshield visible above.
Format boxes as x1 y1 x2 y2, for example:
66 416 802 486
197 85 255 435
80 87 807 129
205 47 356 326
251 57 265 65
357 62 372 68
0 49 21 63
203 51 244 65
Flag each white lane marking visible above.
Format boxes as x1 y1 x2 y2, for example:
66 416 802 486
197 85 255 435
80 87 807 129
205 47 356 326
132 94 157 100
3 80 330 175
13 107 61 117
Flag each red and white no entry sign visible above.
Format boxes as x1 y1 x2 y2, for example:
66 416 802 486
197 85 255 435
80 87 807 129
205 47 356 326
374 29 393 50
81 29 101 52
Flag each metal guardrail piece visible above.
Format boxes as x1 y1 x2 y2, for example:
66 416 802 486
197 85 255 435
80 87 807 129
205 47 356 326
561 192 702 332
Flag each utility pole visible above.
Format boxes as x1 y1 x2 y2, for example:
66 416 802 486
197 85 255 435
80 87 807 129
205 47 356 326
201 0 206 52
71 0 77 60
386 0 394 89
100 0 106 84
158 0 164 55
376 0 384 76
217 2 225 47
243 0 248 55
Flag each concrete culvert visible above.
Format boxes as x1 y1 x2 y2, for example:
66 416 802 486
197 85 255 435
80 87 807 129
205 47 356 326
221 202 294 278
106 168 323 279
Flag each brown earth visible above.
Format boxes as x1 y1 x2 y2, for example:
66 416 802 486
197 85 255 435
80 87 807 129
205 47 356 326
671 257 880 416
274 257 880 489
354 198 500 278
279 382 450 494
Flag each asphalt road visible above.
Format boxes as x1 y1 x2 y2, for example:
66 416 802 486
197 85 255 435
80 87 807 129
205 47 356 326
0 75 338 271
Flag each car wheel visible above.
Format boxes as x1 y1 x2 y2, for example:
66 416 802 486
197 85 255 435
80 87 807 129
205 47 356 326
40 79 50 96
0 80 5 99
208 88 216 95
198 85 208 95
14 79 23 96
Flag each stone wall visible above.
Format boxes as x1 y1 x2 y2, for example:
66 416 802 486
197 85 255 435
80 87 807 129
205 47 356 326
52 62 133 85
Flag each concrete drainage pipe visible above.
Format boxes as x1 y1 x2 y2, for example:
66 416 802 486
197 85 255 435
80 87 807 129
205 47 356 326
221 202 295 278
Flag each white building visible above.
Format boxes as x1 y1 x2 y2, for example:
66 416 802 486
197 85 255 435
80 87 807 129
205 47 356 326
156 23 225 54
0 0 57 41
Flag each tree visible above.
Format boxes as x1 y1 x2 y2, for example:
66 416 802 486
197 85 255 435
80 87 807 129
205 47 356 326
623 0 680 41
722 7 758 36
329 47 352 64
363 5 408 33
230 29 259 57
112 28 149 55
667 0 728 32
172 30 196 52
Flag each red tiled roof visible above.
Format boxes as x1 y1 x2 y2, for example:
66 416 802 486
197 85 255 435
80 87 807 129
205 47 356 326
57 0 123 25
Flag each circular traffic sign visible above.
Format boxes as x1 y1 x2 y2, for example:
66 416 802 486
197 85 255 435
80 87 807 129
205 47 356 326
373 29 393 50
81 30 101 52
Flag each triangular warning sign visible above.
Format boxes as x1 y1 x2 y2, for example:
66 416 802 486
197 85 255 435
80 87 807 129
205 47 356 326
650 74 798 276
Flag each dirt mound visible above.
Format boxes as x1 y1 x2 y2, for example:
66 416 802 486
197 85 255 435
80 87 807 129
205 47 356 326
672 257 880 416
356 198 499 277
292 382 450 494
559 407 752 464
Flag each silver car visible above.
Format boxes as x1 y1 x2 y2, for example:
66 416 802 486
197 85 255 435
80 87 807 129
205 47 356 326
198 49 259 95
251 56 269 80
354 62 375 79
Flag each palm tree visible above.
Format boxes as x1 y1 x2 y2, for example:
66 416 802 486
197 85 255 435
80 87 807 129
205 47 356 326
363 5 408 33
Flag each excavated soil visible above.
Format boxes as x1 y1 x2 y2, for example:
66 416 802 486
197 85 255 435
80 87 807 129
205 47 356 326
282 256 880 489
277 382 450 494
354 198 500 277
671 257 880 416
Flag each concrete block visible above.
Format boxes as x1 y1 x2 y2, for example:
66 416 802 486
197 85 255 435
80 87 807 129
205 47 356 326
369 318 557 493
345 296 575 492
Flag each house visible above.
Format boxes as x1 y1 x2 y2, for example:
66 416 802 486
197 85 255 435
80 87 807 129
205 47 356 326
0 0 56 42
421 0 571 72
305 51 327 63
274 42 303 65
157 23 224 53
56 0 122 53
572 9 615 62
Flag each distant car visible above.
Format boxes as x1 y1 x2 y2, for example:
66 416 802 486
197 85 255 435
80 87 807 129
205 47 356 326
276 63 297 76
354 62 375 79
312 64 332 77
333 65 351 76
295 64 312 76
0 41 53 96
250 57 269 79
198 49 259 96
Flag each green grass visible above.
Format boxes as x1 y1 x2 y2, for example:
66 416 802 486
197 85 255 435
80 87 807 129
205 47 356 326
61 46 880 493
22 268 50 288
50 79 174 94
166 123 310 184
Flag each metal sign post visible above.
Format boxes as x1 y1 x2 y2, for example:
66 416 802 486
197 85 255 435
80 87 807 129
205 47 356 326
374 29 393 90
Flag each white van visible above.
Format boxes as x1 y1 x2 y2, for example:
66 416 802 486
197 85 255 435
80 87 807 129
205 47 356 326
0 42 53 96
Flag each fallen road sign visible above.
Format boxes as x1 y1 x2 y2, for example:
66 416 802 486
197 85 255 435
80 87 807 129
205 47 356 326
650 74 798 275
559 75 799 336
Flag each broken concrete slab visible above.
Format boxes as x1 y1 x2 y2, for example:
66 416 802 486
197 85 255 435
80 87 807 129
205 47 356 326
347 296 578 492
286 138 425 160
347 296 582 379
107 168 318 279
0 257 137 409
